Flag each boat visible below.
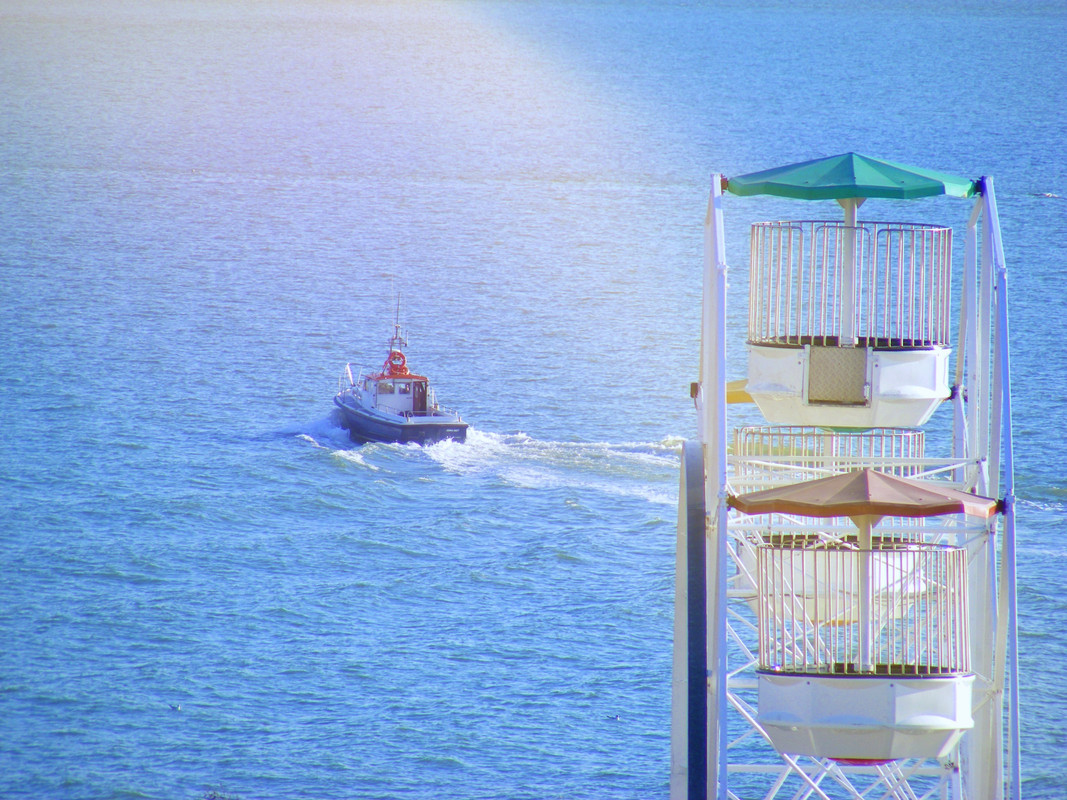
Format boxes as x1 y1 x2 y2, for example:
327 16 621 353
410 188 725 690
671 155 1021 799
333 304 468 445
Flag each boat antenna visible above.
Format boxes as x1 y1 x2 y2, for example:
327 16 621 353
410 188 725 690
391 294 406 351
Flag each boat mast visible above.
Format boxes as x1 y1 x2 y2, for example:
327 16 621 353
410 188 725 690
390 295 407 353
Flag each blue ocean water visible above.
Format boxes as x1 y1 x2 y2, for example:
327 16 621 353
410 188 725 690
1 1 1065 798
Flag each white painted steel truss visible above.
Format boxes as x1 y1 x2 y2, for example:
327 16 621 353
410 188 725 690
671 172 1020 800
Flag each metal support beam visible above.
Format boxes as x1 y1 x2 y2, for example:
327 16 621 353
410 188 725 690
984 178 1022 800
703 174 729 798
673 444 708 798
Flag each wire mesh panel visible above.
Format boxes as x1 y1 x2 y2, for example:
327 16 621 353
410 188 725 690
756 543 969 675
748 221 953 348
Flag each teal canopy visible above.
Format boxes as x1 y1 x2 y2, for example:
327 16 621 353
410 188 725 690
725 152 978 201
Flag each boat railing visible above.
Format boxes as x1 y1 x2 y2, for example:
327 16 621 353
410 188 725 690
338 363 363 395
756 541 970 675
748 220 953 348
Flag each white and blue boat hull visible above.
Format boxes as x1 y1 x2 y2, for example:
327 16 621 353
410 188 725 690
334 397 467 445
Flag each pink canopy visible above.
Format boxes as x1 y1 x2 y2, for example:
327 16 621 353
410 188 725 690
728 468 1000 521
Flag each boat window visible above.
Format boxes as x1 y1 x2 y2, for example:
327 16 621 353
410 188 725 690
379 381 394 394
398 382 411 395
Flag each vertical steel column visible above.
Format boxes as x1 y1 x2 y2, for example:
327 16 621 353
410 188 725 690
954 200 981 484
671 441 708 800
964 186 1003 800
977 193 994 495
837 198 863 346
686 443 708 799
984 178 1022 800
702 175 729 798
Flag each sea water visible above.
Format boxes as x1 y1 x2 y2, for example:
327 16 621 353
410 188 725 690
1 1 1065 798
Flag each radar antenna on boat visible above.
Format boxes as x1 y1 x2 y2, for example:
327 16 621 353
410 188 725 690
390 295 407 348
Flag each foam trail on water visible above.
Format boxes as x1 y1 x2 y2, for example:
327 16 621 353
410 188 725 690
426 429 681 504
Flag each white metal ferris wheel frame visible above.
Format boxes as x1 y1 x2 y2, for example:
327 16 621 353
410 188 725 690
670 174 1021 800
